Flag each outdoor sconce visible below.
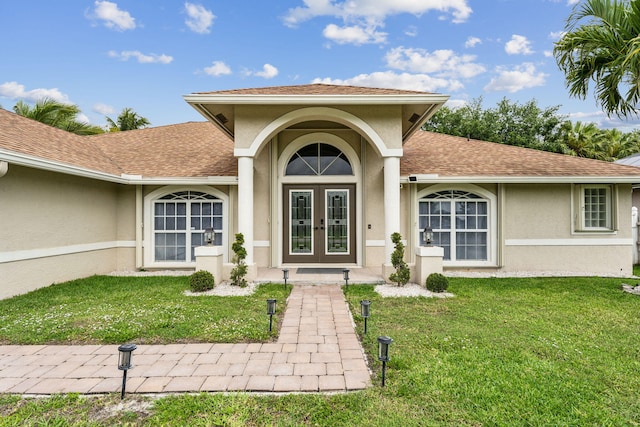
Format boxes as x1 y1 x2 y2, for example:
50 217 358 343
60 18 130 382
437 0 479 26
117 343 137 399
282 268 289 289
423 225 434 246
377 336 393 387
267 299 277 332
204 227 214 246
360 300 370 334
343 268 350 287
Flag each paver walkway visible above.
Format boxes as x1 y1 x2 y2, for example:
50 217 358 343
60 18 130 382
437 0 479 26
0 285 371 395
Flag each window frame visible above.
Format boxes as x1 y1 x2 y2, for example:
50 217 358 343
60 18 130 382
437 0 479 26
574 184 617 233
143 186 229 268
416 184 497 267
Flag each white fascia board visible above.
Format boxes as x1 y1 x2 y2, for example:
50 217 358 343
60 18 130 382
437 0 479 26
0 150 239 186
184 94 451 105
401 174 640 184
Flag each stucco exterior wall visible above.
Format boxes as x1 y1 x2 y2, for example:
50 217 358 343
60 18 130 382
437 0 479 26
501 183 633 275
0 165 122 299
363 142 386 267
253 143 271 267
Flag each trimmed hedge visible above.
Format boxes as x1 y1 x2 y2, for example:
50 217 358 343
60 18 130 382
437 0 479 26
189 270 215 292
426 273 449 293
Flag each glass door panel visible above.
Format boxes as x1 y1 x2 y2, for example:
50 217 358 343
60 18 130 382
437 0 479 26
326 190 349 254
290 190 313 255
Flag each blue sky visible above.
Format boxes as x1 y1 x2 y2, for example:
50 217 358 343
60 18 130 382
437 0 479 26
1 0 638 131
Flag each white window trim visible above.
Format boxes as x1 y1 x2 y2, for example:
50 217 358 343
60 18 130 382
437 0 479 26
572 184 617 234
143 186 229 268
416 184 498 267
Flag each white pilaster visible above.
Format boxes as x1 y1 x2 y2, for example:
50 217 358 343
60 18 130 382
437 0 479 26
237 156 254 264
383 156 401 263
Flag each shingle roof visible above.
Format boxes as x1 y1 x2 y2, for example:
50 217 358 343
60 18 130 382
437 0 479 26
87 122 236 177
193 83 433 96
2 107 640 180
402 131 640 177
0 108 122 175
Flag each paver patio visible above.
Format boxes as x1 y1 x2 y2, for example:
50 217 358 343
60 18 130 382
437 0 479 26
0 285 371 395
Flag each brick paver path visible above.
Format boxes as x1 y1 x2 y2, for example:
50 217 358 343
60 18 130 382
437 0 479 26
0 285 371 394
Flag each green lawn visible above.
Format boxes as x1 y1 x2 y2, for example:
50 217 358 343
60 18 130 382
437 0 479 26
2 276 640 426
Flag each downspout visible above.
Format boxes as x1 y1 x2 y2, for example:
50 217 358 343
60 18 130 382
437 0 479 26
0 161 8 178
135 185 143 269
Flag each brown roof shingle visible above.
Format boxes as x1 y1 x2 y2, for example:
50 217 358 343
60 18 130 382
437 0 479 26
402 131 640 177
194 83 433 96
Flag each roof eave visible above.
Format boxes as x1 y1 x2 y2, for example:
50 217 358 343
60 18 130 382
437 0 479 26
183 93 451 105
402 174 640 184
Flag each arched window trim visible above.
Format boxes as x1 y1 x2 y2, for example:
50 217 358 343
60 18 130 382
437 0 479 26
416 184 497 267
143 186 229 268
285 142 353 176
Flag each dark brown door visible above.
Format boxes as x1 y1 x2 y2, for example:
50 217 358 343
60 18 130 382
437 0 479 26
283 184 356 264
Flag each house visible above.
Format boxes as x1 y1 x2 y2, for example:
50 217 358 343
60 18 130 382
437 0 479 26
2 83 640 299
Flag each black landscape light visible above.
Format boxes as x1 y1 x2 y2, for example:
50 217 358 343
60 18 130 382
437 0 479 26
377 336 393 387
360 300 371 334
117 343 137 399
282 268 289 289
267 299 277 332
204 227 214 246
423 225 434 246
343 268 350 287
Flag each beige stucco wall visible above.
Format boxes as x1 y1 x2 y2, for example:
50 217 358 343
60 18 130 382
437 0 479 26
363 142 386 267
0 165 123 299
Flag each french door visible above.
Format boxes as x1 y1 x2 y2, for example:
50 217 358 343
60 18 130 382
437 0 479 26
283 184 356 264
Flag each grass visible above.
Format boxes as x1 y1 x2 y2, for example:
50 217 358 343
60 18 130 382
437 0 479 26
2 276 640 426
0 275 290 344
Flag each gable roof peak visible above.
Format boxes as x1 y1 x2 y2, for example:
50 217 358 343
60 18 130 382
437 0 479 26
192 83 436 96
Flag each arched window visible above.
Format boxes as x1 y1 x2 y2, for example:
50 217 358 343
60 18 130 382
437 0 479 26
285 143 353 176
153 191 223 262
419 190 489 261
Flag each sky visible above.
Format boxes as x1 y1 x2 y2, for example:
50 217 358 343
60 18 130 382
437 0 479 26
1 0 638 132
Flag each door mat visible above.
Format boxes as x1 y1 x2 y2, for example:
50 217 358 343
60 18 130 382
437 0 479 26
296 268 345 274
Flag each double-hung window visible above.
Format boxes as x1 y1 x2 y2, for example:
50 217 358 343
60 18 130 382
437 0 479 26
576 185 615 231
419 190 489 262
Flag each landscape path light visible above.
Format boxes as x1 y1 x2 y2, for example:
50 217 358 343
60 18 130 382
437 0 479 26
343 268 350 288
377 336 393 387
282 268 289 289
117 343 137 399
360 300 371 334
267 299 277 332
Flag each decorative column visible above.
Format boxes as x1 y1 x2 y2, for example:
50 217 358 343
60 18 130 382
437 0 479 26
237 156 254 265
383 156 401 264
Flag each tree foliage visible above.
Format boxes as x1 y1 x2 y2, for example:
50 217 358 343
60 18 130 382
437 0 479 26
106 107 150 132
13 98 104 135
554 0 640 117
424 97 640 162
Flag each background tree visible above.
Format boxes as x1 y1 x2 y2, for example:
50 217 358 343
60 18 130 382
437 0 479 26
13 98 104 135
106 107 150 132
554 0 640 117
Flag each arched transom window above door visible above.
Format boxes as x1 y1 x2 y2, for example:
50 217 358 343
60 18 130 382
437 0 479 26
285 143 353 176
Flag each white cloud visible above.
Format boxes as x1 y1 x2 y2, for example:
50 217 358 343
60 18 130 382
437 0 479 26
484 63 547 93
385 47 486 79
284 0 472 26
204 61 232 76
93 103 115 115
323 23 387 45
505 34 533 55
0 81 71 104
90 1 136 31
108 50 173 64
444 98 468 109
250 64 279 79
404 25 418 37
543 50 553 58
567 0 580 5
184 2 215 34
313 70 462 93
549 30 566 40
464 36 481 48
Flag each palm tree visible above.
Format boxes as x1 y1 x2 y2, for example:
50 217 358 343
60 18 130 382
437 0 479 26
558 120 601 157
594 128 640 160
13 98 104 135
106 107 150 132
554 0 640 117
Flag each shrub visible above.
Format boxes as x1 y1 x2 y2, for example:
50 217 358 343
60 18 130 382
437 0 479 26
190 270 215 292
389 232 410 286
426 273 448 293
230 233 248 287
